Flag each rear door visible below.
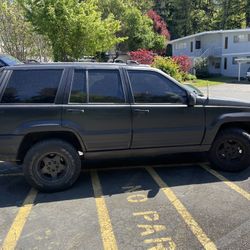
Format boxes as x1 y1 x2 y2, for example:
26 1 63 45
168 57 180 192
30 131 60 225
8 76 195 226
0 68 65 135
62 67 132 151
127 69 205 148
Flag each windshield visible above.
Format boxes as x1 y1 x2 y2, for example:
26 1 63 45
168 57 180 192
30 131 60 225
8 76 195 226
0 54 22 66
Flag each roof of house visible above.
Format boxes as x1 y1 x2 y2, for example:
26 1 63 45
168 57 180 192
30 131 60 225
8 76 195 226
169 28 250 44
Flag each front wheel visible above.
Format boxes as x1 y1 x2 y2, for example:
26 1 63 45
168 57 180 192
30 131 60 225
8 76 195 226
209 128 250 172
23 140 81 192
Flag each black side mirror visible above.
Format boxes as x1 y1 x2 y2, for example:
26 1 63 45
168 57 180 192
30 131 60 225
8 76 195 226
188 92 196 106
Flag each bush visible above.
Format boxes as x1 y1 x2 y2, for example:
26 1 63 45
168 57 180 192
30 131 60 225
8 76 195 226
129 49 155 65
194 58 209 78
183 73 197 81
152 56 183 82
172 55 192 73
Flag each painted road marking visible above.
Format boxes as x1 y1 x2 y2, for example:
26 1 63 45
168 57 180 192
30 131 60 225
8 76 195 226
201 164 250 201
91 170 118 250
147 167 217 250
1 188 37 250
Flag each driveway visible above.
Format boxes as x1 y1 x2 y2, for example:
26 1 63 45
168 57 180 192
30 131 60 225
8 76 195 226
199 83 250 102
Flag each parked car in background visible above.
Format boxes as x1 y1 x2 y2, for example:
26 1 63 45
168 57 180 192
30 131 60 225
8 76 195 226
0 54 23 68
247 67 250 81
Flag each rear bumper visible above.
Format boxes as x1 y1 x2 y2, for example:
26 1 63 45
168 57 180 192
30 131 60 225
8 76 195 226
0 135 23 161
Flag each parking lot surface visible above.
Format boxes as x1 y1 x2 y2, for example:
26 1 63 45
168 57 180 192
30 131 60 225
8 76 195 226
0 156 249 250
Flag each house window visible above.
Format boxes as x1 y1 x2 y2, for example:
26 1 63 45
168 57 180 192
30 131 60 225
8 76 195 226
190 42 193 52
225 37 228 49
234 34 250 43
175 42 187 50
195 41 201 49
215 62 221 69
232 57 238 65
224 57 227 70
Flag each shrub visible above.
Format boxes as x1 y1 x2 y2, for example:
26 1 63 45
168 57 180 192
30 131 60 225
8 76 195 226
152 56 183 82
172 55 192 73
129 49 155 65
183 73 197 81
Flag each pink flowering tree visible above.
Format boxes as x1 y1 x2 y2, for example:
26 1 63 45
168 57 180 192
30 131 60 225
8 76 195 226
147 10 170 40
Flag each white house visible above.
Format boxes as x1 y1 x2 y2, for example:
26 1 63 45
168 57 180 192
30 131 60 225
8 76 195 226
169 29 250 79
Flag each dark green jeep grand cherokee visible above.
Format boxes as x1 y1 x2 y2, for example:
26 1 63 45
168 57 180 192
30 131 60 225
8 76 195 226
0 63 250 191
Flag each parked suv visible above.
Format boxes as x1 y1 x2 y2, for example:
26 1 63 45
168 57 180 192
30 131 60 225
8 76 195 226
0 63 250 191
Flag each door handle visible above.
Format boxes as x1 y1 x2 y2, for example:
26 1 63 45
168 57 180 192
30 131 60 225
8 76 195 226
134 109 150 113
66 109 85 113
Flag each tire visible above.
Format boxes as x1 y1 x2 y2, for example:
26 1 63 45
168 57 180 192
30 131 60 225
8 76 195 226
23 140 81 192
209 128 250 172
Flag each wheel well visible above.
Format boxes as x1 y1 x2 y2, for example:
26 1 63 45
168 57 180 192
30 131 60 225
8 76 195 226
217 122 250 135
17 131 84 163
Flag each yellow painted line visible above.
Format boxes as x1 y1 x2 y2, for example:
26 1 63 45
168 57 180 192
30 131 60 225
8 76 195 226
147 167 217 250
91 171 118 250
201 164 250 201
1 188 37 250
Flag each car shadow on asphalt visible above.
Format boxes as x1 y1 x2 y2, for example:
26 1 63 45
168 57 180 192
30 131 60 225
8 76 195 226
0 152 249 208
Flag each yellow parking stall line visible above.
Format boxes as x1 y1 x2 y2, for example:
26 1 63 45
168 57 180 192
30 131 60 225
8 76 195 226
1 188 37 250
147 167 217 250
91 171 118 250
201 164 250 201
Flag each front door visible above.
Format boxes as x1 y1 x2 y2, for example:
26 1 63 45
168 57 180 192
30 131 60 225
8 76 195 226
127 70 205 148
63 68 131 151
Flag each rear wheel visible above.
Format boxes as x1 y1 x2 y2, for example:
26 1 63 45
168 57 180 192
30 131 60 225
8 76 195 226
23 140 81 192
209 128 250 172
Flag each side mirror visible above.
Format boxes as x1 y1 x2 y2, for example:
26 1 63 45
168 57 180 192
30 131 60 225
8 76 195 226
188 92 196 106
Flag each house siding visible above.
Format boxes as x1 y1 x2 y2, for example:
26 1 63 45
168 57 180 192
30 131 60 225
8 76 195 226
171 29 250 78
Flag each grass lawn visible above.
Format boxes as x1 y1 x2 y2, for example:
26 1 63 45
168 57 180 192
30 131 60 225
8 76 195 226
185 76 235 88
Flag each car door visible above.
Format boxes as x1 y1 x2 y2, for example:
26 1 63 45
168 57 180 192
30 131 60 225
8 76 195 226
127 69 205 148
62 67 132 151
0 68 64 159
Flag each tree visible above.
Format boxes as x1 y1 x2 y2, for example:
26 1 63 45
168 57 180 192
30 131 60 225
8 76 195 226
0 0 51 61
147 10 170 40
19 0 125 61
153 0 249 39
98 0 167 51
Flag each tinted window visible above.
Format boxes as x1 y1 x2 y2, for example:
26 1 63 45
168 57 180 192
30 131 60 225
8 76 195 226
1 69 62 103
69 70 87 103
88 70 125 103
128 71 187 104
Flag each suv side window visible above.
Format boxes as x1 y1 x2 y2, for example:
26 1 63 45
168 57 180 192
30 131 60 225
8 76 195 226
88 69 125 103
69 69 87 103
1 69 62 104
128 70 187 104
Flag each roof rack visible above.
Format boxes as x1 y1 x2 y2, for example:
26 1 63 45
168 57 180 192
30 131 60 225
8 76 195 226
126 60 139 65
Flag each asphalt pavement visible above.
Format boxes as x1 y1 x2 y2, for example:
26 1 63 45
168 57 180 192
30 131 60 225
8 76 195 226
0 155 249 250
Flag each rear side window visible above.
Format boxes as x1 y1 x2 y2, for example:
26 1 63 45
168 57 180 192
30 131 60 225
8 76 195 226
88 69 125 103
1 69 62 103
69 70 87 103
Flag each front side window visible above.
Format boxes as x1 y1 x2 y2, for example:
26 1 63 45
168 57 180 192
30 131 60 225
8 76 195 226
88 69 125 103
128 70 187 104
69 70 87 103
1 69 62 103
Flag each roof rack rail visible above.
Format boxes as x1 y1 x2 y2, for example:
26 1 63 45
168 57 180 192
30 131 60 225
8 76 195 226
126 60 139 65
